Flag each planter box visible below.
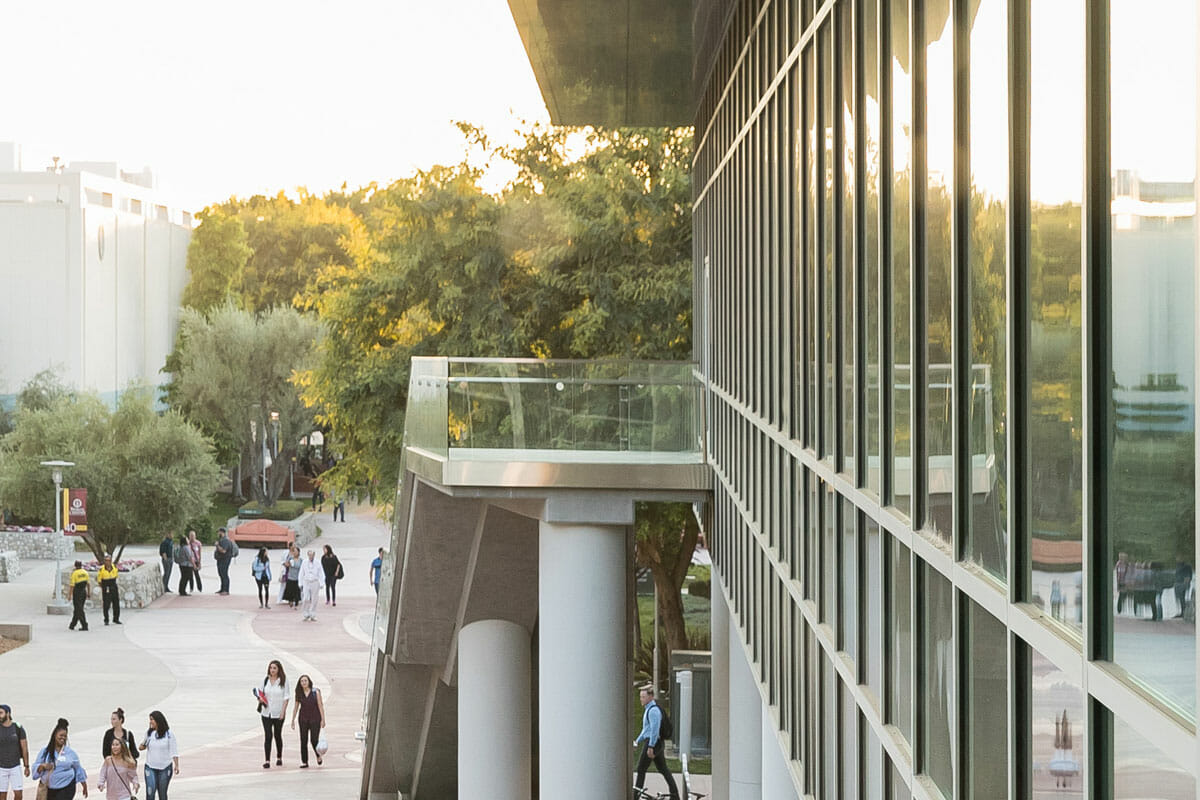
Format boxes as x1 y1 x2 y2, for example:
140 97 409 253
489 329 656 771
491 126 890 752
0 530 75 561
58 560 163 609
0 551 19 582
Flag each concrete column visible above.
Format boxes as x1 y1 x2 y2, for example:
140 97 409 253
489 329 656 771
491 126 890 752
458 619 531 800
761 711 798 799
710 577 731 800
728 623 762 800
538 521 626 798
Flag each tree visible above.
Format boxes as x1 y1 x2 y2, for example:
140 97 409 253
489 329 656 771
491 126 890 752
635 501 700 659
0 387 221 561
180 210 252 311
166 305 322 506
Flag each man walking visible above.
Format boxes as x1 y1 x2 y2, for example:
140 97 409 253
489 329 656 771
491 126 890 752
369 548 384 594
298 550 325 621
188 530 204 593
214 527 234 595
158 532 174 592
0 703 30 800
98 554 121 625
68 560 90 631
634 686 679 800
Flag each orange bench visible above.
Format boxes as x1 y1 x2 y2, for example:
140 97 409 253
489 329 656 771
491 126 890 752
230 519 295 550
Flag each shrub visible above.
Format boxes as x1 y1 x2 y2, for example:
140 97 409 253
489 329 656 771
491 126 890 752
688 579 710 598
238 499 305 521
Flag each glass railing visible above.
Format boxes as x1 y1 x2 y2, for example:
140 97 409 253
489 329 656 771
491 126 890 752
404 358 704 460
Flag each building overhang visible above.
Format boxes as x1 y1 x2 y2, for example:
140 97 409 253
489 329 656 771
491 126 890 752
506 0 692 127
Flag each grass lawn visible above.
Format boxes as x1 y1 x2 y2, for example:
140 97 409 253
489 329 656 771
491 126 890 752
204 492 242 539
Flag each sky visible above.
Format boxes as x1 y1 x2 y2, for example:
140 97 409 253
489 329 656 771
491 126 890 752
0 0 550 212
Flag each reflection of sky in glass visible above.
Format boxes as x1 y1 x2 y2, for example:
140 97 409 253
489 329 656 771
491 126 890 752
1031 0 1086 205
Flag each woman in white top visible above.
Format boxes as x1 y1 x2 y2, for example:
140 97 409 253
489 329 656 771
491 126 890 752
138 711 178 800
259 659 289 768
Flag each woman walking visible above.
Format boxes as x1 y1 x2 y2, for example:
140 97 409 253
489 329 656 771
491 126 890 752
252 548 272 609
96 738 138 800
100 708 137 765
173 535 194 596
138 711 178 800
33 719 87 800
321 545 343 606
282 546 302 609
258 660 289 768
290 674 326 767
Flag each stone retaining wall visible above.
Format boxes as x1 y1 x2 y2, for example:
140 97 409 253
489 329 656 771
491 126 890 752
0 551 19 582
0 530 75 560
58 561 163 609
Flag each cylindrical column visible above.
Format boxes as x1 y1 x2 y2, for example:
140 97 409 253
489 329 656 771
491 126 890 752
459 619 532 800
710 577 731 800
538 521 626 798
728 619 763 800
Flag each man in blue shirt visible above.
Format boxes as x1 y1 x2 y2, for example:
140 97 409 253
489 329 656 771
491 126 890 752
369 548 384 594
633 686 679 799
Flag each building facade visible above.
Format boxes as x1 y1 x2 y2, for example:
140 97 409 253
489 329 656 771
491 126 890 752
0 144 191 405
694 0 1198 797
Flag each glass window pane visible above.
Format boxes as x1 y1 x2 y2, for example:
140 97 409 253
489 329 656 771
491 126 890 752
863 723 884 799
1113 713 1196 799
967 0 1008 581
1108 0 1196 720
841 686 859 800
823 23 836 462
866 519 883 701
823 658 837 798
889 759 912 800
824 486 837 624
841 499 858 661
924 0 953 544
919 566 953 797
1031 648 1086 797
840 4 856 476
887 539 913 742
890 0 912 519
864 0 882 496
965 600 1008 799
1028 0 1084 634
807 45 819 448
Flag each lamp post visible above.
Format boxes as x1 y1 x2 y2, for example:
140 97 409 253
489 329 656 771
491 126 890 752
40 459 74 611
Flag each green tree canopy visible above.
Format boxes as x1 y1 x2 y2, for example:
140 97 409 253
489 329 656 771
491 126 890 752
165 305 322 507
0 387 221 560
180 210 252 311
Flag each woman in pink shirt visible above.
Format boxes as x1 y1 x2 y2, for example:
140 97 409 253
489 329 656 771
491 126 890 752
97 738 138 800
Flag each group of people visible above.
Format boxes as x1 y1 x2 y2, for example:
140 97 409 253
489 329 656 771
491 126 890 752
255 660 327 769
158 529 236 597
0 704 179 800
250 545 344 620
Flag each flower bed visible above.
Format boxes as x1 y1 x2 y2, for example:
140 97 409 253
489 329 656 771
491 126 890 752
78 559 145 573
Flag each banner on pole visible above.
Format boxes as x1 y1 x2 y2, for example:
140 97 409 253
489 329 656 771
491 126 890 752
61 488 88 534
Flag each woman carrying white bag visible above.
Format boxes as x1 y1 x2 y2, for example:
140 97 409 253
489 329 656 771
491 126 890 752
289 675 326 767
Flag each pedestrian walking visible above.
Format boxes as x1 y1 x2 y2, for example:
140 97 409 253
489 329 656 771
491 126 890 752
311 487 324 512
277 551 289 605
173 535 194 597
187 531 203 593
289 675 326 768
283 546 302 609
96 738 138 800
299 550 325 621
214 528 235 595
33 719 87 800
369 548 384 594
633 686 680 800
97 555 121 626
68 561 90 632
100 709 137 766
252 548 272 609
138 711 178 800
321 545 343 606
334 498 345 522
257 660 288 768
158 533 174 593
0 703 30 800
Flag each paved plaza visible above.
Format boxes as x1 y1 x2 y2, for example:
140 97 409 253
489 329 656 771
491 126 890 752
0 503 387 799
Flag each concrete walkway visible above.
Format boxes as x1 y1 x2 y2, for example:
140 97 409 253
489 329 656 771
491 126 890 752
0 502 388 800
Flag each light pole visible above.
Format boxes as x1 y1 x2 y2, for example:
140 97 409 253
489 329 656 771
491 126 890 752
40 459 74 611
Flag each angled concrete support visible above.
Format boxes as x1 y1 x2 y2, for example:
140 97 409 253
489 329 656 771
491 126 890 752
710 578 731 800
538 520 627 798
459 619 532 800
728 622 762 800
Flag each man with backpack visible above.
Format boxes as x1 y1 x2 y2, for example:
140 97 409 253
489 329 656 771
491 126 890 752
0 703 30 800
633 686 679 800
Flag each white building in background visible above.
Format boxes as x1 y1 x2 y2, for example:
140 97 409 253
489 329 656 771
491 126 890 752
0 142 192 405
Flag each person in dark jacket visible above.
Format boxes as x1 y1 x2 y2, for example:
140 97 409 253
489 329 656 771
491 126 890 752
158 534 174 593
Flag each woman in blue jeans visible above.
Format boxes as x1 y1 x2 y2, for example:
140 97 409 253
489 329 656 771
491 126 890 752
139 711 179 800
